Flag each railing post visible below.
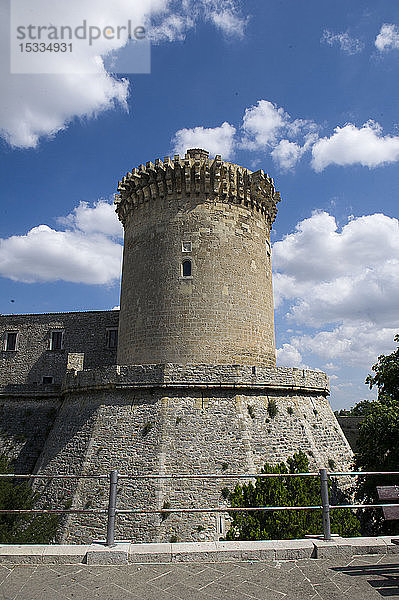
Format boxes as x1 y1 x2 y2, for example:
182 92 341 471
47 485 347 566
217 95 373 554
106 470 118 547
319 468 331 541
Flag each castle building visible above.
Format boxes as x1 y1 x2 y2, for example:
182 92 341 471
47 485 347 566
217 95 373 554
0 149 353 543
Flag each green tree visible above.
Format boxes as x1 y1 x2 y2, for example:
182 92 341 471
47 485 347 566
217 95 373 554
0 455 59 543
354 335 399 535
226 450 360 540
365 334 399 402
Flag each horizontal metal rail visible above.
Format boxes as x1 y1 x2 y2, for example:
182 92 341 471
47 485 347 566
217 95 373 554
0 509 106 514
0 474 108 479
1 503 397 515
118 472 321 479
117 506 324 514
1 470 398 546
0 472 319 479
331 471 399 476
1 471 399 480
112 503 399 514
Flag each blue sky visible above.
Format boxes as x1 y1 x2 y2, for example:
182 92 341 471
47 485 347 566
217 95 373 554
1 0 399 409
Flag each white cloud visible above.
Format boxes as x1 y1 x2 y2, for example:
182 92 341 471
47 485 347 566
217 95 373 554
1 0 247 149
276 343 306 368
202 0 248 38
311 121 399 171
375 24 399 52
150 0 247 41
0 0 139 148
241 100 289 149
0 200 123 284
171 99 316 166
321 30 364 55
291 324 398 369
271 140 306 170
273 211 399 368
0 69 129 150
58 199 123 237
172 122 236 158
172 100 293 161
172 99 399 173
149 13 194 42
240 100 318 168
333 381 354 390
323 363 340 371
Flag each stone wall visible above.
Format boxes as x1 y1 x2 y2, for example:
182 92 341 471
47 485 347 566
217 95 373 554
336 416 365 451
32 365 352 544
63 363 329 392
0 395 61 473
0 310 119 387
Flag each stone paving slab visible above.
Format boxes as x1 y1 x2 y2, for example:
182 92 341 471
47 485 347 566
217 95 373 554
1 538 399 566
0 545 90 565
2 555 399 599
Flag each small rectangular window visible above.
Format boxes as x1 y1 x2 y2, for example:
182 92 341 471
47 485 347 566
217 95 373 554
182 241 192 252
5 332 18 351
42 376 54 385
106 328 118 349
50 330 64 350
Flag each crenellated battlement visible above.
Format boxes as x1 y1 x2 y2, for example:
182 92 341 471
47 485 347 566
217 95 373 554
115 148 281 227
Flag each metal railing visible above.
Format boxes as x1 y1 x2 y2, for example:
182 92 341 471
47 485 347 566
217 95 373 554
0 469 398 546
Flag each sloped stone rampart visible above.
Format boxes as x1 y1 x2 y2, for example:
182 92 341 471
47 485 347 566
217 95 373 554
30 365 352 544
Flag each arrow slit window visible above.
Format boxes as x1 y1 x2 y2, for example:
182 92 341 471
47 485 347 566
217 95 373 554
182 259 192 277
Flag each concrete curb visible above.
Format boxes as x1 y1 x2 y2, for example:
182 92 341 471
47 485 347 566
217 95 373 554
0 537 398 565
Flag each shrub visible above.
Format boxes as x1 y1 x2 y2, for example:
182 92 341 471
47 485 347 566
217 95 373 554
141 422 153 436
267 399 278 419
226 450 360 541
247 405 256 419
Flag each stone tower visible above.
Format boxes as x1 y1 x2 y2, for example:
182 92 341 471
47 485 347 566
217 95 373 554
28 149 353 545
116 149 280 367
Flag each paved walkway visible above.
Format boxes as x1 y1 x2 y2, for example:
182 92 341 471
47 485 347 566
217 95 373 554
1 555 399 600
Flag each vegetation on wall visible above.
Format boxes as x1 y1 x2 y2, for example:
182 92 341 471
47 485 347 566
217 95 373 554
267 398 278 419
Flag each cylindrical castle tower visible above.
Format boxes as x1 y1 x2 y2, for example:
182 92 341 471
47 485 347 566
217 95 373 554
115 148 280 367
32 149 354 546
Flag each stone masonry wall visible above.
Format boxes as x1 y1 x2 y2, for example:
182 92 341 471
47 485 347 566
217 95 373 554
63 364 329 392
33 366 352 544
336 415 365 451
118 199 276 367
0 396 61 473
0 310 119 387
